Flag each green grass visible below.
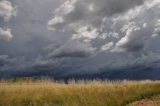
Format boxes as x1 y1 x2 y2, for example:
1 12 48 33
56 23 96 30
0 79 160 106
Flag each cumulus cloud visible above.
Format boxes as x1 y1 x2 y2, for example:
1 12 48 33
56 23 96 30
101 42 114 52
48 0 145 40
0 28 13 41
48 0 160 54
112 0 160 52
1 0 160 78
48 0 144 31
0 0 16 41
0 0 16 21
47 0 147 58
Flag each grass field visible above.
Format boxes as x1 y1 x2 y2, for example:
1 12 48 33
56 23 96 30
0 79 160 106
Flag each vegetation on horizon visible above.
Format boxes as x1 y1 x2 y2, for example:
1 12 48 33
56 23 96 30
0 78 160 106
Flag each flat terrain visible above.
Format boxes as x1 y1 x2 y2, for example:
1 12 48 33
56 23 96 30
0 79 160 106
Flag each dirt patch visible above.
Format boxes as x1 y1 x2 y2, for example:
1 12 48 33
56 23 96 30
127 95 160 106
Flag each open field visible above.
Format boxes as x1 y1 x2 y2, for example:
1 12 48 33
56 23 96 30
0 79 160 106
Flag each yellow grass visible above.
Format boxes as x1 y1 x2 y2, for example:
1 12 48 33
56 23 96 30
0 79 160 106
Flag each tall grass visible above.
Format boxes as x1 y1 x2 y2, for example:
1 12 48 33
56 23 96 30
0 79 160 106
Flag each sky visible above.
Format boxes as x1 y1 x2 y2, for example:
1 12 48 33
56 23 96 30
0 0 160 79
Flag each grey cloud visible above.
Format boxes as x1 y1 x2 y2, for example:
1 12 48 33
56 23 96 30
101 42 114 52
0 28 13 41
0 55 10 66
45 0 160 73
1 0 160 78
0 0 16 41
0 0 16 21
0 55 17 71
113 22 151 52
48 0 145 31
48 0 160 54
47 0 146 58
49 40 96 58
113 0 160 52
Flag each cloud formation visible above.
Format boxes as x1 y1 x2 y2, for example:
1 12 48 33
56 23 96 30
47 0 148 58
49 39 96 58
0 0 16 21
0 0 160 79
48 0 144 31
0 28 13 41
48 0 160 54
0 0 16 41
113 0 160 52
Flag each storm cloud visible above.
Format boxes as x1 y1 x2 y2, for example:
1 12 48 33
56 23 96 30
0 0 160 79
48 0 145 31
49 39 96 58
48 0 160 54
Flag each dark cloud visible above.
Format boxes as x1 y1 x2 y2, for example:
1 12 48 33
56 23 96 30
47 0 147 59
0 0 160 79
0 55 18 71
113 1 160 52
49 40 96 58
48 0 145 31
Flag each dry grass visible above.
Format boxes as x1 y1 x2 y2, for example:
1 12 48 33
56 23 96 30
0 79 160 106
